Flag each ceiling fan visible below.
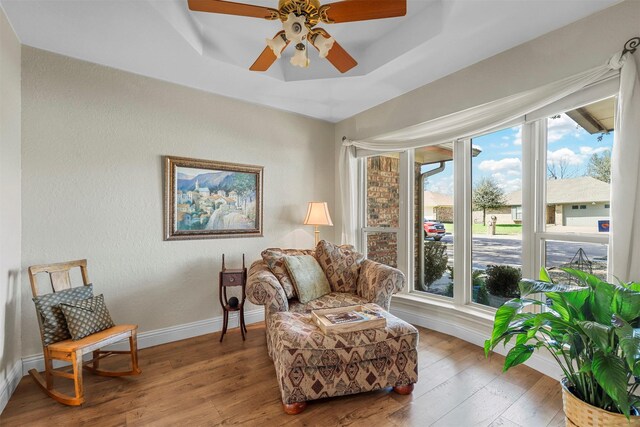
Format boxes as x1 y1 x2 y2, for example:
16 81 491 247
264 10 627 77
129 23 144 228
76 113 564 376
187 0 407 73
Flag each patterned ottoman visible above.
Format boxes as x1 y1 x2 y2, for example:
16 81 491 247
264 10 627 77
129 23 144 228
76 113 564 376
268 303 418 414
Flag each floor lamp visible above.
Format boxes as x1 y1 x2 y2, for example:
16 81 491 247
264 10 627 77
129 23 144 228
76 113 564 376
304 202 333 246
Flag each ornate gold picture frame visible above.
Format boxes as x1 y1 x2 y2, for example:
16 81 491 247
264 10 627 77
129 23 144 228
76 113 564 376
164 156 263 240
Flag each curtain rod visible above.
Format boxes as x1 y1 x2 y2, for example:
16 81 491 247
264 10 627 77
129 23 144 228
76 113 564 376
622 37 639 56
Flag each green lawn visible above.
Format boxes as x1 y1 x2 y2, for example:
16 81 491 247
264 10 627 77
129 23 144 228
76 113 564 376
440 222 522 236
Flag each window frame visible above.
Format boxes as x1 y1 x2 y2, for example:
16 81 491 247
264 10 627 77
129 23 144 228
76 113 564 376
356 81 616 315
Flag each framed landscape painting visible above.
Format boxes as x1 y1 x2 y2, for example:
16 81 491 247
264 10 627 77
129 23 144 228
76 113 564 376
164 156 263 240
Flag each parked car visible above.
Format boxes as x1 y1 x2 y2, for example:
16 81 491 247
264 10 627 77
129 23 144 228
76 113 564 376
424 219 446 241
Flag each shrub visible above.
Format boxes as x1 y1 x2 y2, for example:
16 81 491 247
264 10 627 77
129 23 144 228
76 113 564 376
484 265 521 298
444 282 454 297
423 241 448 288
476 283 490 305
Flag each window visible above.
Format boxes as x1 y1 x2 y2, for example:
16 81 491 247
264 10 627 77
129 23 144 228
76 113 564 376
511 206 522 221
414 144 454 298
356 86 615 317
470 126 522 308
363 154 400 267
538 97 614 281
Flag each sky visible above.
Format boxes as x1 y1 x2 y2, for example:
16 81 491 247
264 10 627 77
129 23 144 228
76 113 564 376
424 113 614 196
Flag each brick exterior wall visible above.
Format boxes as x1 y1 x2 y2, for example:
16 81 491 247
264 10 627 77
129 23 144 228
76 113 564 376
366 156 400 267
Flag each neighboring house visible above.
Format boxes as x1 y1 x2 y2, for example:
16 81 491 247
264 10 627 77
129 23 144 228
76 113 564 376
423 191 454 222
496 177 610 228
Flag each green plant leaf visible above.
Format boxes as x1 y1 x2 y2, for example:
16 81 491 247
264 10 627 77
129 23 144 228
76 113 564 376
546 292 571 321
559 289 590 320
561 268 604 289
592 351 630 418
612 285 640 323
578 361 592 374
624 282 640 292
534 312 577 335
488 299 543 349
518 279 586 298
578 321 612 352
484 339 491 357
589 280 616 325
563 332 585 359
504 345 535 371
516 333 530 346
619 337 640 370
539 267 553 283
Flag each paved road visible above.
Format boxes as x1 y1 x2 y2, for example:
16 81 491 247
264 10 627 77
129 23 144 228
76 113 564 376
434 235 607 270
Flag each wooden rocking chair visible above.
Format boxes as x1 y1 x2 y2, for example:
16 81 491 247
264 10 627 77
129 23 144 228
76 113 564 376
28 259 141 406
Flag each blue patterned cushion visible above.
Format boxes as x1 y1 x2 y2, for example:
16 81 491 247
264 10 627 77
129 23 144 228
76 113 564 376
33 285 94 345
60 294 115 340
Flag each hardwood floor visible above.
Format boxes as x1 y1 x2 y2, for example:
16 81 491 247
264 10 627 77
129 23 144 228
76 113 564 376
1 324 564 426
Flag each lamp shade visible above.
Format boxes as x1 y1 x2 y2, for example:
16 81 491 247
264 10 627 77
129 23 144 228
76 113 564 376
303 202 333 226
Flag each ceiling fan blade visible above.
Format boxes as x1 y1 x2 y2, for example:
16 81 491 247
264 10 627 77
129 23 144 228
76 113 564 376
188 0 278 20
250 32 290 72
319 0 406 24
311 31 357 73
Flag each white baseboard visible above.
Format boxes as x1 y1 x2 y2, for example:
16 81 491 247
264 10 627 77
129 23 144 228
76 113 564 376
0 360 23 414
390 303 563 380
14 299 561 405
22 308 265 376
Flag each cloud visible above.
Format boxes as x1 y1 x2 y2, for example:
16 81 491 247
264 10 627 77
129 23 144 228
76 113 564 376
547 146 610 167
478 157 521 173
426 176 454 195
547 114 587 143
547 147 583 166
488 172 521 193
476 157 522 193
579 146 610 156
512 127 522 146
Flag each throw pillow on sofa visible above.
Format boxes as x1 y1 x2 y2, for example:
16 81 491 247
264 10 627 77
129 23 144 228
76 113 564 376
261 248 314 299
315 240 365 294
283 255 331 304
60 294 115 340
33 284 94 345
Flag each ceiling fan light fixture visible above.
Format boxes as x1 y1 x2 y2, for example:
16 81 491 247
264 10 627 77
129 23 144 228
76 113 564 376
314 35 335 58
266 33 287 58
291 43 310 68
283 13 309 44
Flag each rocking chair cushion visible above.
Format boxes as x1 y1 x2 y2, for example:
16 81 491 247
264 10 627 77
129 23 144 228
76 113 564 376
60 294 115 340
33 284 94 345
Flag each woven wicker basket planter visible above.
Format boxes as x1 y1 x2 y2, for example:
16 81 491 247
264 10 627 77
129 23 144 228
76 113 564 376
562 379 640 427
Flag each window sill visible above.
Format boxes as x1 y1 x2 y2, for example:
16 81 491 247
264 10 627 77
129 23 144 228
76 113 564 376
392 292 496 324
389 291 563 380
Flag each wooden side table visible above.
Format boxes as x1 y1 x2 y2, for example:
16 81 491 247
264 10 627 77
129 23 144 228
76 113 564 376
219 254 247 342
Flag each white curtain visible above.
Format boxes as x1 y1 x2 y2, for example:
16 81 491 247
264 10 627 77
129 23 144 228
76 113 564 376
341 52 638 282
610 51 640 282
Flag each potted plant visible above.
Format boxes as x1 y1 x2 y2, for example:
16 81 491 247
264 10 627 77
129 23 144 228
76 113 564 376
484 265 521 308
485 267 640 426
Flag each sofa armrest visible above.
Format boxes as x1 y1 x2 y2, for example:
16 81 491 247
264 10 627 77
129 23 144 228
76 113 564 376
357 259 406 311
247 260 288 315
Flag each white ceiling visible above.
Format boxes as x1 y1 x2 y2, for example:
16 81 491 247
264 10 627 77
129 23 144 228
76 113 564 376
0 0 621 122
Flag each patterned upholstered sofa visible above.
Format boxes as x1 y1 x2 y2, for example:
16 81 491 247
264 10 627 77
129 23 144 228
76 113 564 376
246 242 419 414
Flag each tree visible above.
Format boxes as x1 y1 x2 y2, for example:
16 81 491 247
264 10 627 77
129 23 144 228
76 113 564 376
472 177 506 225
586 150 611 183
547 158 578 180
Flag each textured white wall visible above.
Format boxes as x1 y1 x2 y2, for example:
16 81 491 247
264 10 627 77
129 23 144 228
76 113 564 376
0 4 22 402
334 0 640 237
20 47 335 356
